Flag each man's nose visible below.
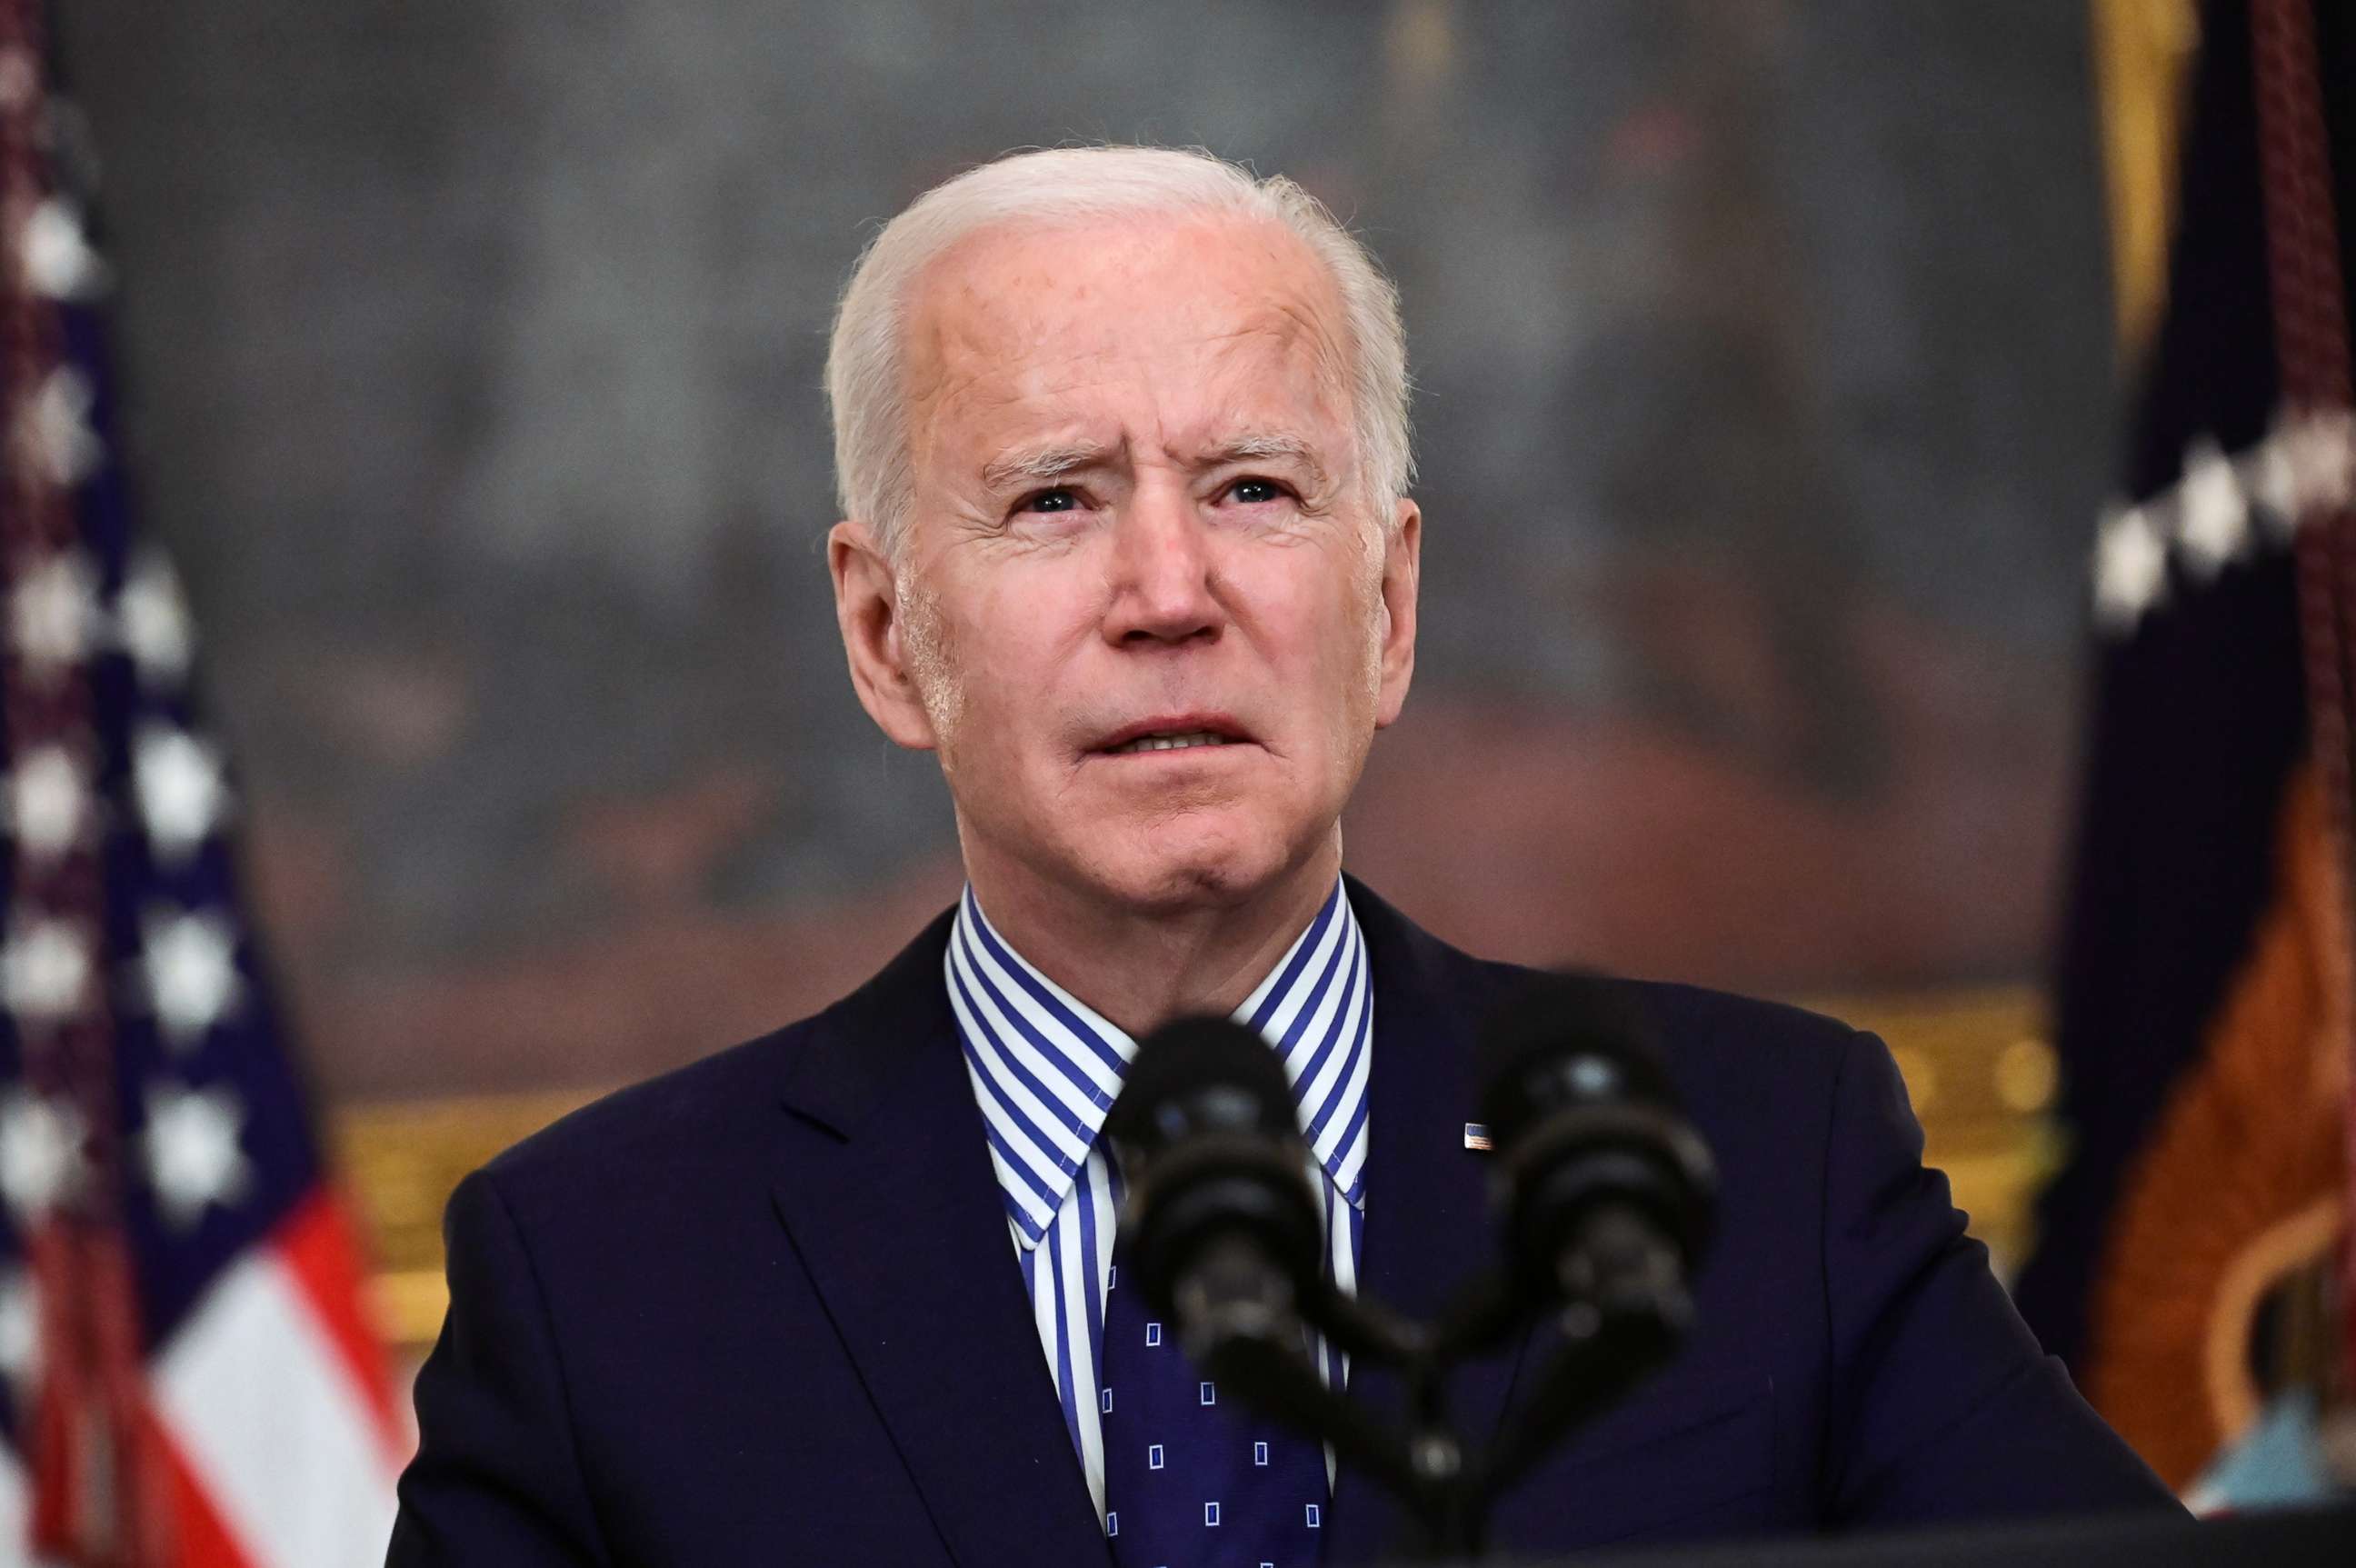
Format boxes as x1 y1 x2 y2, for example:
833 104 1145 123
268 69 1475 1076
1102 482 1223 647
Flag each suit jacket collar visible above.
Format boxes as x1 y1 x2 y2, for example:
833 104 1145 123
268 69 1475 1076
773 903 959 1138
769 881 1530 1567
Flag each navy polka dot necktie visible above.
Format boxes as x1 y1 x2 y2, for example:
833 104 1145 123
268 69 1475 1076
1098 1253 1328 1568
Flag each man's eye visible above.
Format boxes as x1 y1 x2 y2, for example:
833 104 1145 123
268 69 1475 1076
1226 477 1289 505
1016 487 1083 514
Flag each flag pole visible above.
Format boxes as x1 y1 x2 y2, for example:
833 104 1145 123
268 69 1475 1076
0 2 170 1561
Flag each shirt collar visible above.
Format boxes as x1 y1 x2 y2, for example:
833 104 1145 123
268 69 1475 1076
947 877 1373 1250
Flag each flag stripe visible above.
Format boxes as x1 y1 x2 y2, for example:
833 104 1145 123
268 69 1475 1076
156 1414 264 1568
273 1190 405 1459
152 1250 399 1568
0 1451 23 1563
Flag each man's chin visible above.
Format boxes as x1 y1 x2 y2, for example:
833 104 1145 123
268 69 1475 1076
1070 824 1317 914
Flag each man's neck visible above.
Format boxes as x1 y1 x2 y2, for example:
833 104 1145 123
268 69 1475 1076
962 839 1343 1040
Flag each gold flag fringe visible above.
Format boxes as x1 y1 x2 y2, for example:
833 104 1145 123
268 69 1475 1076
2083 763 2351 1487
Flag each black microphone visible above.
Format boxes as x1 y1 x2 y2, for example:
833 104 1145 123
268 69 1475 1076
1474 972 1716 1334
1102 1015 1327 1359
1470 973 1719 1503
1103 1016 1434 1500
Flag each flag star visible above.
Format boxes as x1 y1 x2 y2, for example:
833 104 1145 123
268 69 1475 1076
19 196 108 300
133 724 229 864
115 551 195 685
0 1270 35 1386
2250 425 2304 540
143 908 242 1047
25 364 103 487
0 1092 85 1222
9 548 98 672
2282 406 2355 518
143 1083 250 1229
2092 503 2169 633
7 744 87 861
3 914 91 1022
2175 438 2249 578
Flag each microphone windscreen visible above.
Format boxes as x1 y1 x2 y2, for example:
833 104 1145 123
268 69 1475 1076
1474 972 1676 1151
1103 1014 1323 1320
1106 1014 1302 1154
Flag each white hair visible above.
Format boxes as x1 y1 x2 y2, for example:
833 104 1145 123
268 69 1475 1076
824 145 1413 554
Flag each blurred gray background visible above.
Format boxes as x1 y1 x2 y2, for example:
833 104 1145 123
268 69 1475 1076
55 0 2119 1098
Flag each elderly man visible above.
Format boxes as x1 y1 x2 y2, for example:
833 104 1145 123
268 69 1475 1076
389 146 2173 1566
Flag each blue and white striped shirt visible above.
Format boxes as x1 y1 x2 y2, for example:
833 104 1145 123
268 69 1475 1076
946 877 1373 1523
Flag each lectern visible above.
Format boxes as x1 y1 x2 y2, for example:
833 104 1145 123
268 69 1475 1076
1397 1501 2355 1568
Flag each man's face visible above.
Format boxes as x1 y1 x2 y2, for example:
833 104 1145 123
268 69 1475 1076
833 210 1419 914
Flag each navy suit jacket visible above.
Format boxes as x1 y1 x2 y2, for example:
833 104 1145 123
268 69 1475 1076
388 882 2174 1565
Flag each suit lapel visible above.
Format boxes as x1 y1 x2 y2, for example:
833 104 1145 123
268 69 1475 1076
1328 881 1536 1563
769 911 1108 1568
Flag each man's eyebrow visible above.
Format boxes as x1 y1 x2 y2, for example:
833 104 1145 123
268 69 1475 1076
1200 433 1332 484
978 433 1333 492
979 442 1119 493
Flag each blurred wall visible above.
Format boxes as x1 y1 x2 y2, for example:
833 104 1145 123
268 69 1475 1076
55 0 2121 1100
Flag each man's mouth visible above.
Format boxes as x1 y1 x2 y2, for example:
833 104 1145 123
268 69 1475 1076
1093 714 1254 755
1103 730 1239 755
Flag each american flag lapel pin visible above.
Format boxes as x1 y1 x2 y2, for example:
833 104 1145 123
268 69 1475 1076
1463 1123 1492 1152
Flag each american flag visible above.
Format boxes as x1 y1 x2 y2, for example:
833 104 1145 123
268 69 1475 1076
0 5 402 1565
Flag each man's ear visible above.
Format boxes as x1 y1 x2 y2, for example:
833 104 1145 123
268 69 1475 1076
1373 498 1421 729
828 520 939 751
